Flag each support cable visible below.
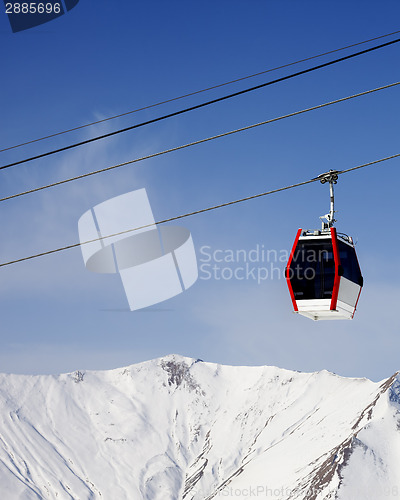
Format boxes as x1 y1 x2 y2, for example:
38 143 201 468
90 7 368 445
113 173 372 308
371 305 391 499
0 81 398 204
0 153 398 269
1 30 399 154
1 36 400 171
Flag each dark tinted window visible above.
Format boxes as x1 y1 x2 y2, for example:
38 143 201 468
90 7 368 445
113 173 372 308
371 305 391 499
338 241 363 285
289 239 335 300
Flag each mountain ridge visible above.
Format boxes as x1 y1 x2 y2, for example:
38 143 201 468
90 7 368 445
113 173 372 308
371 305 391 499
0 354 398 499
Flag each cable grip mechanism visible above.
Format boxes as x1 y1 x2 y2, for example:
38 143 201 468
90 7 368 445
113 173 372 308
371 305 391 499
314 169 340 230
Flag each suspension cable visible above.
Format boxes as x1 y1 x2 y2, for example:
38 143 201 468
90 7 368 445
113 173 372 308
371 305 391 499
2 36 400 172
0 153 398 269
2 30 399 154
1 81 398 204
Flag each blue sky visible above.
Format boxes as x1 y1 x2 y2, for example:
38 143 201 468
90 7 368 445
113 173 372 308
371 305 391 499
0 1 399 381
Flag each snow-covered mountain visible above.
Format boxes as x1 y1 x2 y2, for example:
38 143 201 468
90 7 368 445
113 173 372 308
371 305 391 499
0 355 399 500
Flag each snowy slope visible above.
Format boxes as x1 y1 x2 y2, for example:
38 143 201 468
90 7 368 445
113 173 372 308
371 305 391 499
0 355 398 500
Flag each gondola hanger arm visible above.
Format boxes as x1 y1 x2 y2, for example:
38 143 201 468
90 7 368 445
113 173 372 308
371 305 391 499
314 169 340 230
